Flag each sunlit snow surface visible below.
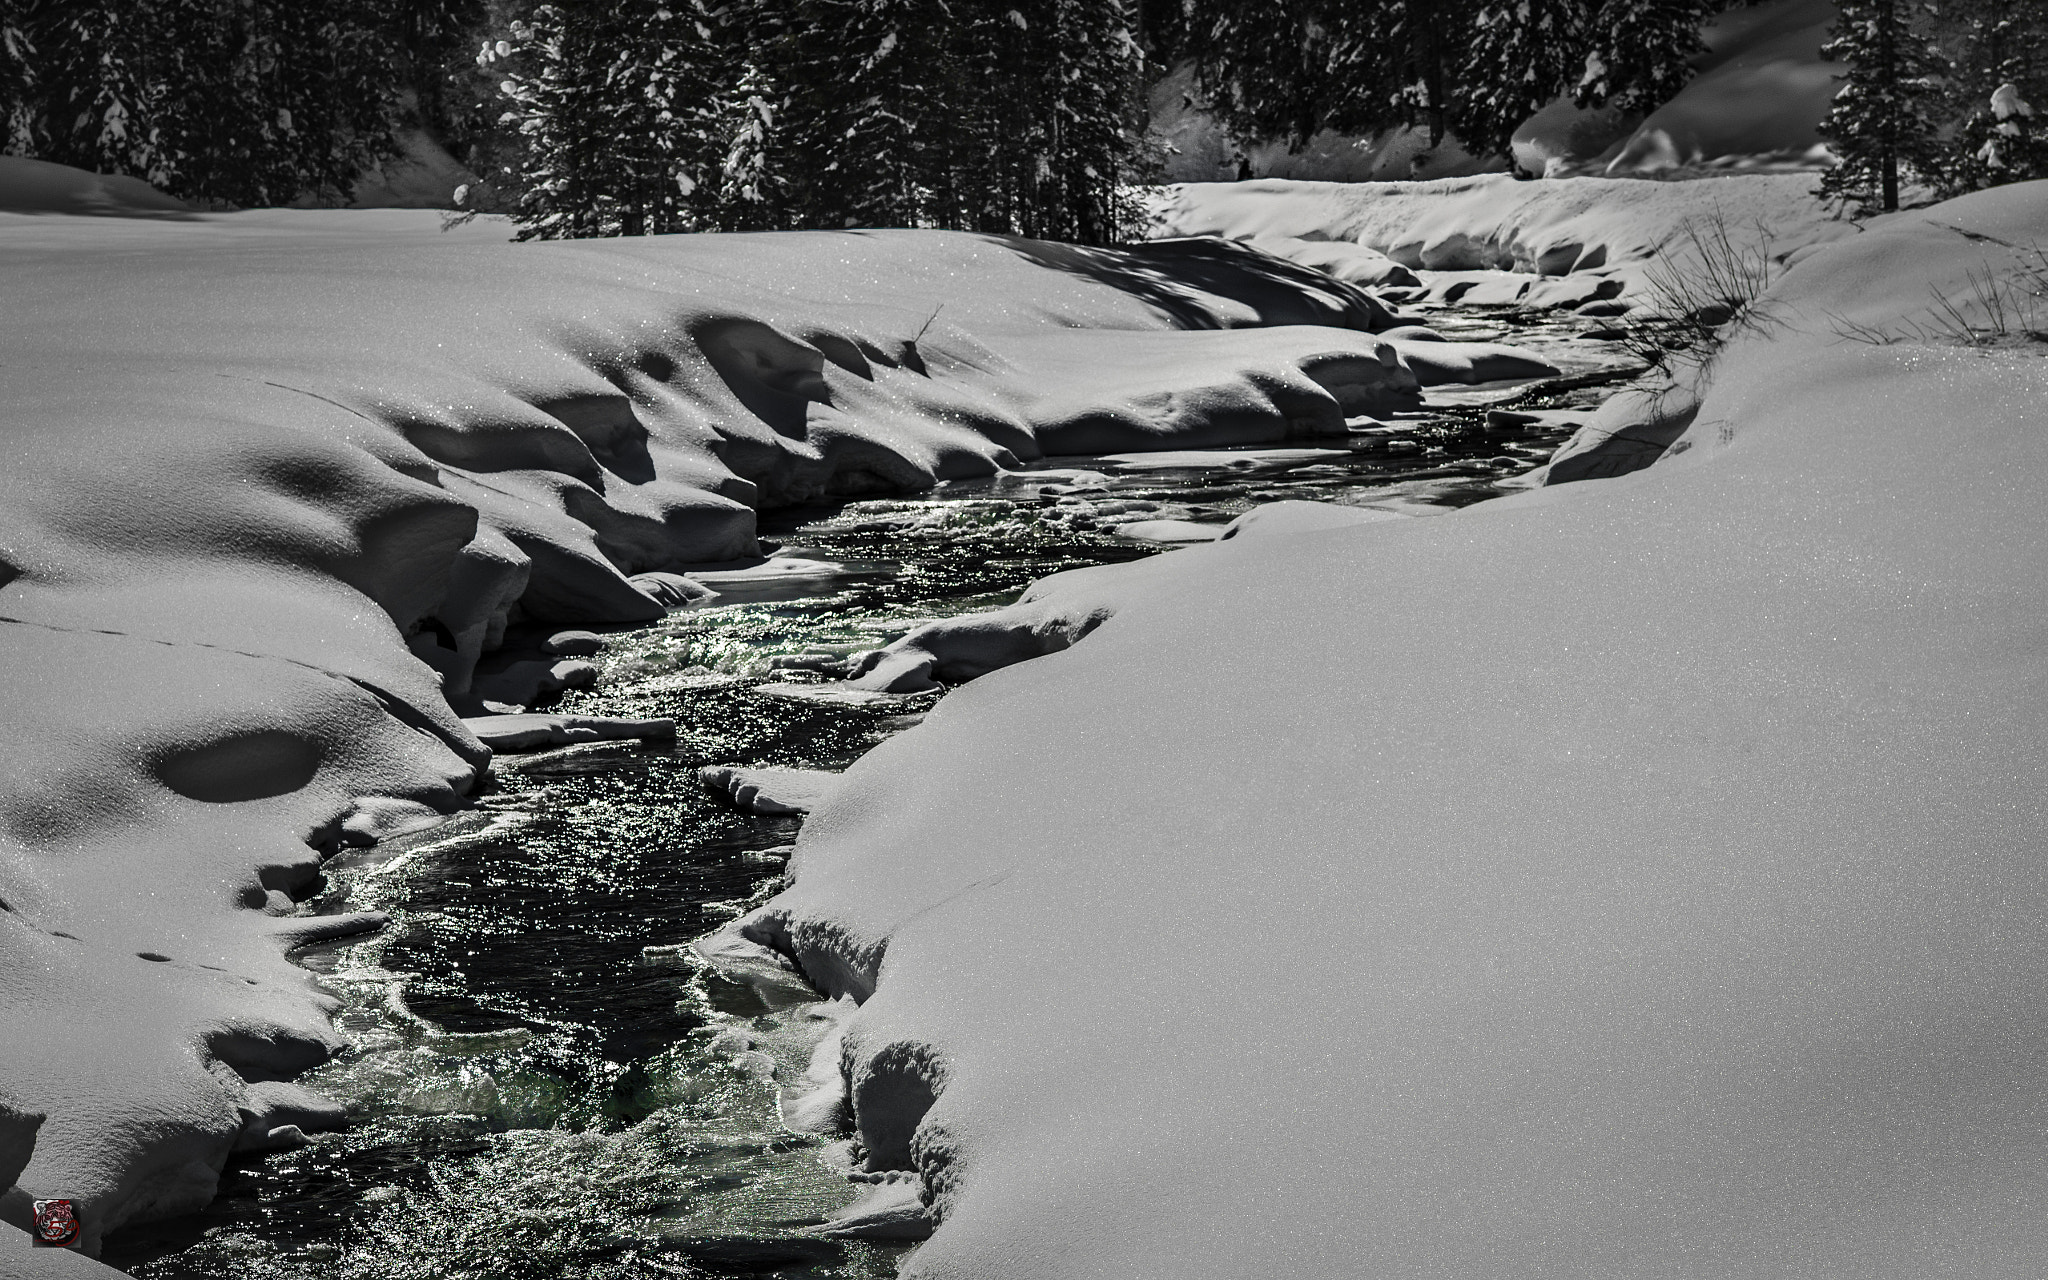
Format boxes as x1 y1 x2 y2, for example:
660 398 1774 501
725 182 2048 1279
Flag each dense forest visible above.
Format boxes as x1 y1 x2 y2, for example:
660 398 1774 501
0 0 2042 232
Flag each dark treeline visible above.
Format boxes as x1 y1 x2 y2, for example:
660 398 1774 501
482 0 1148 241
0 0 485 207
1 0 2044 232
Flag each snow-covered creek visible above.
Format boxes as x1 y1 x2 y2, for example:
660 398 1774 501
107 303 1637 1280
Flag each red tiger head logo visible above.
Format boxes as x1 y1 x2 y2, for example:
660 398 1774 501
32 1198 80 1247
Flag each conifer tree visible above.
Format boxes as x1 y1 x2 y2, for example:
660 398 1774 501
488 0 739 238
765 0 970 229
14 0 407 206
1179 0 1370 149
1579 0 1718 116
1007 0 1151 241
0 7 31 153
1386 0 1478 149
1169 0 1718 167
1950 81 2048 188
1934 0 2048 191
1818 0 1948 211
1458 0 1590 158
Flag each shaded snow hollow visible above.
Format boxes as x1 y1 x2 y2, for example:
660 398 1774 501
710 181 2048 1276
0 181 1574 1258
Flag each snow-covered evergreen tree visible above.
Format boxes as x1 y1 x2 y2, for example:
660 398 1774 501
1818 0 1948 211
1949 81 2048 188
1386 0 1479 150
764 0 968 229
1180 0 1371 149
489 0 740 238
15 0 405 206
1579 0 1718 115
1005 0 1151 241
1934 0 2048 191
1171 0 1717 167
0 7 31 153
1457 0 1590 158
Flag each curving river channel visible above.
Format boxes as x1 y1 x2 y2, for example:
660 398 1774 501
107 304 1638 1280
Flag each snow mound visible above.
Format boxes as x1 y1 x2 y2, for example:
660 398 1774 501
725 181 2048 1277
0 157 190 217
1152 172 1850 300
701 766 842 816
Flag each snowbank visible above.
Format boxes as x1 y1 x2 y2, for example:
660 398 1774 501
717 181 2048 1275
0 157 190 217
1 167 1561 1250
1151 171 1849 298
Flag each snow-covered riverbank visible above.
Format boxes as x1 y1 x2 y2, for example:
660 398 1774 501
714 180 2048 1275
11 155 2046 1276
0 168 1559 1265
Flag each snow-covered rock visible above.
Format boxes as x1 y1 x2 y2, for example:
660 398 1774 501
463 713 676 753
717 181 2048 1277
1536 375 1704 484
700 766 842 816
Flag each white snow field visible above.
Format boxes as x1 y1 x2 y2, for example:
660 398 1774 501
0 161 1559 1259
711 180 2048 1277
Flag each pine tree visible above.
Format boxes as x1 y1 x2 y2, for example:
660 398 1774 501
489 0 740 239
1951 81 2048 188
15 0 407 206
1818 0 1949 211
1934 0 2048 191
765 0 970 229
1457 0 1591 159
1179 0 1401 151
1385 0 1480 150
1168 0 1717 168
1005 0 1151 241
1578 0 1718 116
0 6 31 153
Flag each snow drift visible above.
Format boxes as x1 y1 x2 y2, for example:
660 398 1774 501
1151 171 1851 302
0 169 1565 1254
713 182 2048 1275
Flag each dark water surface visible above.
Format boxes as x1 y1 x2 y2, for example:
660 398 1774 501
110 314 1634 1279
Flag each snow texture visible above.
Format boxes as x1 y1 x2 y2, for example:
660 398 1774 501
1 171 1547 1247
716 180 2048 1277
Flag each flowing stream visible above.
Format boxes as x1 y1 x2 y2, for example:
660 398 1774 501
108 303 1638 1280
